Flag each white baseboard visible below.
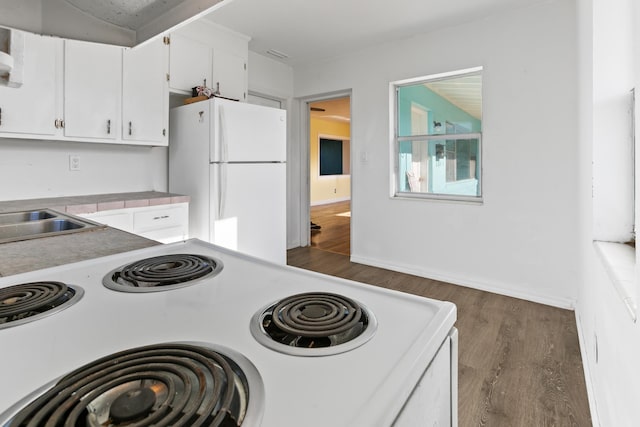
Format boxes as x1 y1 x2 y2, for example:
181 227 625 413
310 197 351 207
349 254 576 310
574 309 601 427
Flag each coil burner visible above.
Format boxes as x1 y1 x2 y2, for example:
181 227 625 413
0 281 83 330
250 292 377 356
103 253 223 292
1 343 264 427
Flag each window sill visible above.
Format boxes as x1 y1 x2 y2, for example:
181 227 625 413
593 241 637 322
393 192 483 205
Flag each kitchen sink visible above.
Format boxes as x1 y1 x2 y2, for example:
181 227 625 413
0 209 105 244
0 210 56 225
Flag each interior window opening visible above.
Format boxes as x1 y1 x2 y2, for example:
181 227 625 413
392 67 483 201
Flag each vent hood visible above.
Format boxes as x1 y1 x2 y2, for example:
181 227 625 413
0 0 232 47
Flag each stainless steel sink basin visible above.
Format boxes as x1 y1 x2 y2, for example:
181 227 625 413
0 209 105 243
0 210 56 225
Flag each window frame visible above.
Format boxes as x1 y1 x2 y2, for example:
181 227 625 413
390 66 484 203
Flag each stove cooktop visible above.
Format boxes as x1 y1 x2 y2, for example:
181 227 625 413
0 239 456 427
0 281 83 330
2 342 263 427
103 253 223 292
250 291 377 356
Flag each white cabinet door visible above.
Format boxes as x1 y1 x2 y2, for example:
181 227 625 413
212 48 246 102
133 203 189 243
0 32 60 136
168 34 211 93
63 40 121 140
80 203 188 244
122 38 168 145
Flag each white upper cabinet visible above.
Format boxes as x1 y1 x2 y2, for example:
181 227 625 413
168 22 248 101
168 33 211 94
63 40 121 140
122 38 168 145
212 48 246 102
0 30 167 147
0 32 60 136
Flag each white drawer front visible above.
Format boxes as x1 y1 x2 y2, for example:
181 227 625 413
133 204 188 233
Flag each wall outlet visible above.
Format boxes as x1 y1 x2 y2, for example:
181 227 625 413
69 155 80 171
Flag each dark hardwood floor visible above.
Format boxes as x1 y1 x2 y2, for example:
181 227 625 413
290 201 591 427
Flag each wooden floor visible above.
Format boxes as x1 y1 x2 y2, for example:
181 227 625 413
310 200 351 256
291 202 591 427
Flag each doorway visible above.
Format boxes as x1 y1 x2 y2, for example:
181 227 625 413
307 96 351 256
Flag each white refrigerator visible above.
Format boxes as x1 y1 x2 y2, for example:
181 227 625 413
169 98 287 264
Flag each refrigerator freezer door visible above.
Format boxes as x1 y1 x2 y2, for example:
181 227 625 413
211 98 286 163
210 162 286 264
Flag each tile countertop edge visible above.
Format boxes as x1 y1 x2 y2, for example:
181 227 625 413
0 192 190 215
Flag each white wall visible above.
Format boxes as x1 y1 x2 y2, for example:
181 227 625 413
246 51 297 248
590 0 635 242
248 51 294 100
0 139 167 201
576 0 640 425
291 0 579 307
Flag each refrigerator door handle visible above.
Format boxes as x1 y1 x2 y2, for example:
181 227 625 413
217 104 228 219
218 162 227 219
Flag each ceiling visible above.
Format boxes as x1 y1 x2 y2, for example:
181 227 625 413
0 0 230 47
202 0 546 66
426 74 482 120
63 0 187 30
310 98 351 123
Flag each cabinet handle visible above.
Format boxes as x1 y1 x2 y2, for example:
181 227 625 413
107 119 111 134
129 121 132 136
0 107 3 126
153 215 170 220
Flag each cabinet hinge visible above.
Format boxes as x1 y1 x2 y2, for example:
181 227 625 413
163 36 170 45
244 63 247 71
163 129 166 137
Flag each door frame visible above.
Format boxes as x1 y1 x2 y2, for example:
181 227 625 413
297 90 352 248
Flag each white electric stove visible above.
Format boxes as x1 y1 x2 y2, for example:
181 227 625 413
0 239 457 426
